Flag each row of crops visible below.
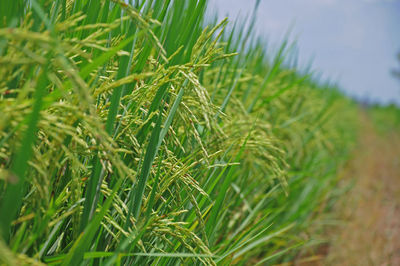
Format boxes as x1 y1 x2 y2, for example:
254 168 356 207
0 0 357 264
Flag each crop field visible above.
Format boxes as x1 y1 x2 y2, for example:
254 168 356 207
0 0 376 265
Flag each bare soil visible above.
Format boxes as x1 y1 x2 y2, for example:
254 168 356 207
325 113 400 265
293 112 400 266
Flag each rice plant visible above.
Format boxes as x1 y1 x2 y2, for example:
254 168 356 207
0 0 356 265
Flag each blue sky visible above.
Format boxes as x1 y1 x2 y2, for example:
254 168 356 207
209 0 400 105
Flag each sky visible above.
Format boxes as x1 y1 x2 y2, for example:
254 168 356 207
209 0 400 105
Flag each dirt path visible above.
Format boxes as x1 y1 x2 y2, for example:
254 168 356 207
325 112 400 265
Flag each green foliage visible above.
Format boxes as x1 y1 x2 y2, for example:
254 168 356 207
0 0 357 265
369 104 400 134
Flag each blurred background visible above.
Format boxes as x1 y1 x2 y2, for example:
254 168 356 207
210 0 400 105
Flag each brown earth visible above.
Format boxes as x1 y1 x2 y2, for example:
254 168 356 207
295 112 400 266
324 113 400 265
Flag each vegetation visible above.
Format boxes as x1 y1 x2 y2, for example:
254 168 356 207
368 104 400 134
0 0 357 264
392 52 400 80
